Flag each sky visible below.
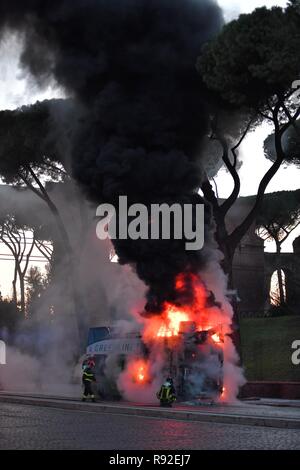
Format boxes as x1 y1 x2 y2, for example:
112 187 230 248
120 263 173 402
0 34 63 297
218 0 288 20
0 0 298 297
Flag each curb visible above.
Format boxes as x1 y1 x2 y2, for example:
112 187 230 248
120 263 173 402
1 394 300 429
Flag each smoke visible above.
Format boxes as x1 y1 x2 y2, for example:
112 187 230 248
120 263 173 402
198 245 246 402
0 346 40 392
0 182 146 396
0 0 224 312
117 355 164 404
0 1 245 402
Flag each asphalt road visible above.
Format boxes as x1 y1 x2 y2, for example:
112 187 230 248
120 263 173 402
0 402 300 450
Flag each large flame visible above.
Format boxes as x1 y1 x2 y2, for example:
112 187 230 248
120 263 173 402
121 273 243 404
138 272 228 400
157 306 189 337
142 273 228 342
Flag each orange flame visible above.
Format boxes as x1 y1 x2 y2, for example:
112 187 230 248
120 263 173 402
142 273 226 347
138 368 145 381
157 305 189 337
220 387 226 401
211 333 221 343
129 359 150 384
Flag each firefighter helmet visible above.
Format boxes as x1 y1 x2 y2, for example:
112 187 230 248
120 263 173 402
87 357 96 368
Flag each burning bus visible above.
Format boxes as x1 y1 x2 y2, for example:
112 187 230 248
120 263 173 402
85 318 224 402
84 273 229 402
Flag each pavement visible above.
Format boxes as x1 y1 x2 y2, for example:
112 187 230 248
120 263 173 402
1 391 300 429
1 401 300 449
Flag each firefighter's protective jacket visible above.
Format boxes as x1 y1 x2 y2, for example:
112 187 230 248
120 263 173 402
82 367 96 384
157 383 176 403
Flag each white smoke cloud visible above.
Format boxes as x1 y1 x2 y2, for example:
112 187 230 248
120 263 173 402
0 179 147 397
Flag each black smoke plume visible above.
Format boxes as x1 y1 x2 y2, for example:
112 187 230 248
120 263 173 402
0 0 223 313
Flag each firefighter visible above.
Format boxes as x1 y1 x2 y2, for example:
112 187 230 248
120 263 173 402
82 363 96 402
157 377 176 407
87 357 96 368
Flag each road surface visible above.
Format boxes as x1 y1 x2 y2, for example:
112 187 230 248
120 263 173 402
0 402 299 450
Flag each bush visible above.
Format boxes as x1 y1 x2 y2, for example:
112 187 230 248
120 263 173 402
0 299 20 337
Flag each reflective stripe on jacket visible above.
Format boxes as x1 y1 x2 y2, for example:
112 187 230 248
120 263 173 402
157 385 176 402
82 369 96 383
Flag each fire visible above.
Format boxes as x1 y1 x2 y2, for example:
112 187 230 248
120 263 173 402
129 359 150 384
220 387 226 402
175 277 185 290
157 305 189 337
211 333 222 344
138 368 145 381
153 273 207 338
121 271 233 403
142 273 226 344
119 269 241 404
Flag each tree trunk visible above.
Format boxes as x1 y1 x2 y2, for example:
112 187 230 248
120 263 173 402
19 273 26 317
275 240 285 306
201 183 243 360
277 268 285 306
201 110 289 364
12 264 18 305
222 247 243 362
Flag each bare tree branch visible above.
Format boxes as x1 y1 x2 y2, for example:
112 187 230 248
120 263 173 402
209 118 241 217
35 239 53 263
228 107 285 249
